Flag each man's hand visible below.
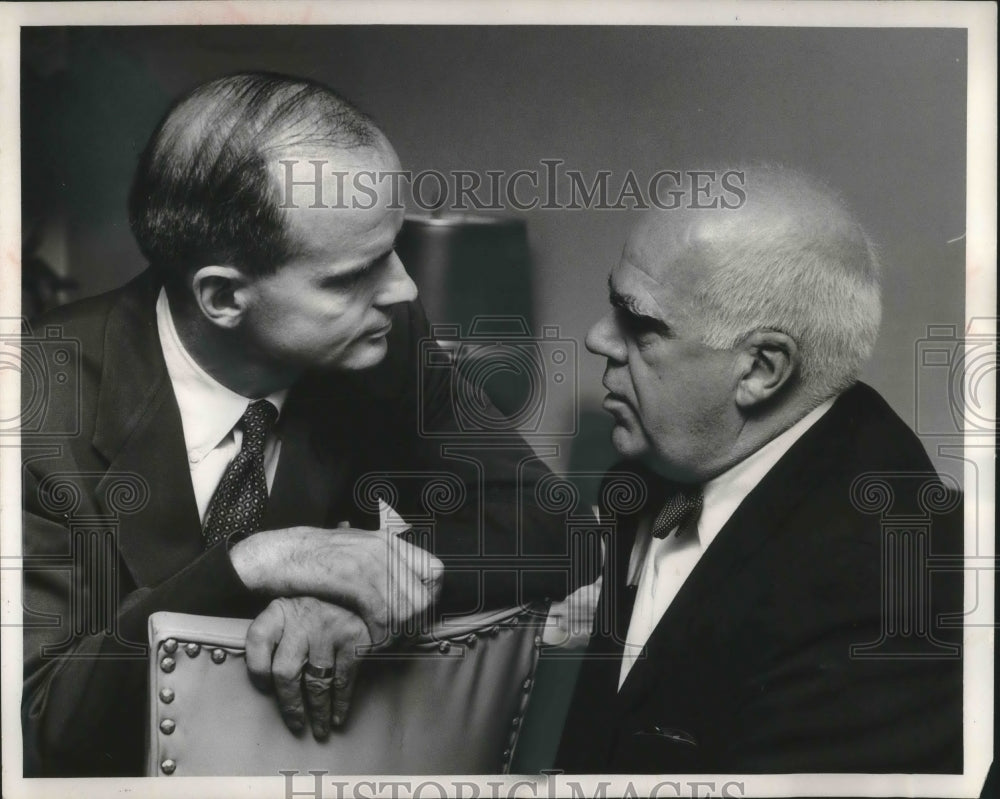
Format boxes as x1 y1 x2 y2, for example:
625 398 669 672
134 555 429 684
229 526 442 647
542 576 602 648
245 597 371 739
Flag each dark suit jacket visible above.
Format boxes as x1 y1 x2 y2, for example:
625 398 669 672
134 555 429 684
21 271 570 776
556 383 963 773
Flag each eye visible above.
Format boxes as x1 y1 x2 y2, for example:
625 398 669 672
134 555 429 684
320 262 374 290
321 248 397 291
614 308 664 342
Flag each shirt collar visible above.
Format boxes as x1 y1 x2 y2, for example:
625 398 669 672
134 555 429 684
695 396 835 550
155 288 288 464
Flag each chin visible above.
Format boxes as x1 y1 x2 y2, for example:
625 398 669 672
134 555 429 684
336 338 390 371
609 423 648 460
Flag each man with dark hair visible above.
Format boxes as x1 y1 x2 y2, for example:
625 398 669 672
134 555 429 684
21 73 567 776
128 72 384 292
556 166 963 773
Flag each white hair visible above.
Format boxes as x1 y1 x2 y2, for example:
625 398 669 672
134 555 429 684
690 167 882 402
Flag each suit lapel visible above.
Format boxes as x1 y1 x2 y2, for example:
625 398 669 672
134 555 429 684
616 396 856 708
263 401 346 531
90 273 354 588
91 273 204 588
587 467 656 665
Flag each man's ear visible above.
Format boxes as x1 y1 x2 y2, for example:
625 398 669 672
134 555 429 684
733 329 800 410
190 266 252 329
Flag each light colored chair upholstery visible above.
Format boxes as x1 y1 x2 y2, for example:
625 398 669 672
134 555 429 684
146 604 546 776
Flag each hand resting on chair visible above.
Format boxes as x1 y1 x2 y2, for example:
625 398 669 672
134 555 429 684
229 525 443 738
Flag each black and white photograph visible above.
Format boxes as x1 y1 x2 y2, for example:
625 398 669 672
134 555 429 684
0 3 995 798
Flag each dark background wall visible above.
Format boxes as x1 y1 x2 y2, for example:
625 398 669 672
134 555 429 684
21 26 967 478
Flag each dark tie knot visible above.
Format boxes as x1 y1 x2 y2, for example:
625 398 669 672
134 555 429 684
239 399 278 451
651 486 704 539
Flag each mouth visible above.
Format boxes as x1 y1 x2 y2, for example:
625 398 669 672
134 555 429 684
364 321 393 339
602 381 628 403
601 390 632 414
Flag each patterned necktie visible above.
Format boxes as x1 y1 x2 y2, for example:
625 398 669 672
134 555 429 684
202 399 279 549
651 486 704 539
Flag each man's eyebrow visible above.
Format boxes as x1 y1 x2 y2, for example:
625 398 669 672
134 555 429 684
362 232 402 268
359 240 397 271
324 236 399 281
607 275 657 320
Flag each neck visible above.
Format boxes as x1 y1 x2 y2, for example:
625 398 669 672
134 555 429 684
172 308 300 398
701 391 829 482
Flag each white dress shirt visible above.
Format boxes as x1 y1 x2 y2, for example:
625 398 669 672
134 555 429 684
155 289 288 524
618 397 835 688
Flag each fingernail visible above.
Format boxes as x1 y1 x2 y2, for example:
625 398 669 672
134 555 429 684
332 714 343 726
288 720 304 733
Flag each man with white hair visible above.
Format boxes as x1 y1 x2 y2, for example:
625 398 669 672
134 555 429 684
556 167 963 773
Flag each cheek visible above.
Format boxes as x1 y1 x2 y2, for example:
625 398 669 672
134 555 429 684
251 308 352 360
626 347 670 410
267 289 360 332
626 349 707 437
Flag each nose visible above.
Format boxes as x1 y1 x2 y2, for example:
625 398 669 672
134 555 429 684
585 312 627 363
374 252 419 307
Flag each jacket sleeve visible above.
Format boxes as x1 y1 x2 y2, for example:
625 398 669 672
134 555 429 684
723 630 963 772
365 301 587 615
21 462 268 776
720 500 964 773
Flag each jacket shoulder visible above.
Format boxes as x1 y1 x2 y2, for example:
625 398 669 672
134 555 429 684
20 274 158 444
29 274 156 361
831 382 937 472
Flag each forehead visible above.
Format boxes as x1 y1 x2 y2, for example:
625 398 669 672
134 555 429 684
273 140 400 207
611 212 711 317
276 144 404 258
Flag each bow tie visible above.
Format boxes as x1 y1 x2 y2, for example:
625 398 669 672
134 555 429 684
651 486 704 539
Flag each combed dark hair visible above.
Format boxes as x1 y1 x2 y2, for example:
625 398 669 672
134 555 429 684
128 72 380 288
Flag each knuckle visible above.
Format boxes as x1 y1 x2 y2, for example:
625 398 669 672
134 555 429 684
303 677 331 699
245 659 268 677
297 596 319 612
245 625 272 647
344 614 365 634
279 696 304 716
318 611 341 635
273 664 301 683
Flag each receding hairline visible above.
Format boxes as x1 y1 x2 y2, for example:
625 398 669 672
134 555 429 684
130 71 398 290
629 166 877 285
618 166 883 400
159 74 380 152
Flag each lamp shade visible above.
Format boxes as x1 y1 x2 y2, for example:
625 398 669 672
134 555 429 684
395 214 534 331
